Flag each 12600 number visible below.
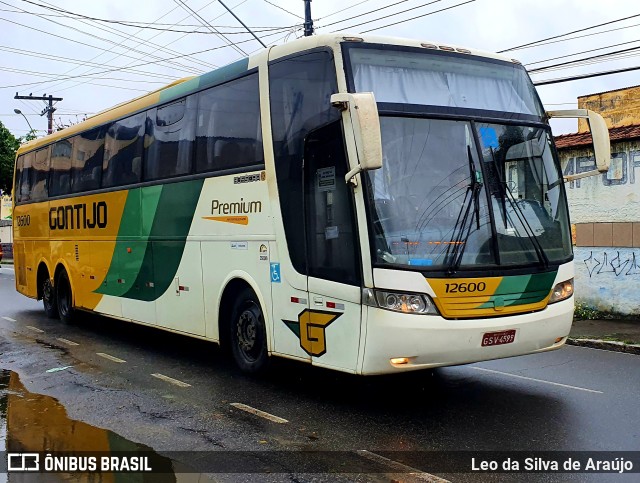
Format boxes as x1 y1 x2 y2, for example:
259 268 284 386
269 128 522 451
16 214 30 227
445 282 486 293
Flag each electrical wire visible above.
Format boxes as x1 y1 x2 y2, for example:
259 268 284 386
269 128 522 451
0 39 261 90
20 0 293 31
263 0 304 20
317 0 373 21
528 45 640 74
360 0 476 34
330 0 443 32
533 65 640 86
318 0 409 29
499 13 640 53
525 39 640 67
173 0 247 56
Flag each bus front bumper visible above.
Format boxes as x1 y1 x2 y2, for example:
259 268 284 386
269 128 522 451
360 298 574 375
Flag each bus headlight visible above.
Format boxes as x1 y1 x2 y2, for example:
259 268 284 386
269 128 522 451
363 288 438 315
548 278 574 304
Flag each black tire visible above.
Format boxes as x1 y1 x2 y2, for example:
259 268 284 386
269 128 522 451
56 270 76 324
229 288 269 373
42 276 58 319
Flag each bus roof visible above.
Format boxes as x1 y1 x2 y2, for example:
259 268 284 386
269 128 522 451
16 33 521 156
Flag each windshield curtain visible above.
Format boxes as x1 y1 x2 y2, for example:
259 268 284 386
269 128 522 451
365 117 572 270
349 47 544 117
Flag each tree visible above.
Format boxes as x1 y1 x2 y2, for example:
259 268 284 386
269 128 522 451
0 121 20 195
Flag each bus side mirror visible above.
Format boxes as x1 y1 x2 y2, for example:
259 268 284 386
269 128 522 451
546 109 611 182
331 92 383 182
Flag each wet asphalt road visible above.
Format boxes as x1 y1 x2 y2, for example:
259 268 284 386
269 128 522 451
0 265 638 482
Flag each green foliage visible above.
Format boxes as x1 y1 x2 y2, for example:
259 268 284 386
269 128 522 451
574 302 616 320
0 121 20 194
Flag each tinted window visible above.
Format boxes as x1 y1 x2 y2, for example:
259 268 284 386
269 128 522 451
30 147 50 201
145 97 196 181
195 73 263 173
269 51 340 274
49 139 73 197
19 152 34 202
71 127 105 193
103 113 145 187
14 155 24 202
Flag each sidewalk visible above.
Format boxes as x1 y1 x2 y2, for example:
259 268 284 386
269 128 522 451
568 318 640 355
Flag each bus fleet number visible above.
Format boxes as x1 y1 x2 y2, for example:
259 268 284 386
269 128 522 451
16 215 30 227
445 282 486 293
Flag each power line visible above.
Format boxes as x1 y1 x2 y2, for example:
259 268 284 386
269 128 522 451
20 0 292 31
533 65 640 86
525 38 640 67
0 15 205 77
319 0 409 29
0 45 179 81
498 12 640 53
219 0 266 48
528 45 640 74
330 0 443 32
14 0 214 73
173 0 247 56
0 39 261 90
360 0 476 34
30 0 213 95
317 0 373 21
263 0 304 20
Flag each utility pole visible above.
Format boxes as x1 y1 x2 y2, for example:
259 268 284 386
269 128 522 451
14 93 63 135
303 0 314 37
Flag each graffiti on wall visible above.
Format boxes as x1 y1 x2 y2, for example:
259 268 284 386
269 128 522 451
562 146 640 189
583 251 640 277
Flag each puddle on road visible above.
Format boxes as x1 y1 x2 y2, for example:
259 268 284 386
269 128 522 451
0 369 186 482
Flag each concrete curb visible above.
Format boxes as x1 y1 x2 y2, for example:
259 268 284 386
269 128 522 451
567 338 640 355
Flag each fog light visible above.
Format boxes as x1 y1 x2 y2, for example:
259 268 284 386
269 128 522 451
390 357 409 365
554 337 564 344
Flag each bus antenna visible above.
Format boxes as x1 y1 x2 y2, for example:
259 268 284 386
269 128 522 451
303 0 314 36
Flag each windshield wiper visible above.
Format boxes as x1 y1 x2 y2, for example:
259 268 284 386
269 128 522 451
488 147 549 268
444 146 483 274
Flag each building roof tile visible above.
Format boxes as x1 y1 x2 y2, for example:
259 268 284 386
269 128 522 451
554 124 640 149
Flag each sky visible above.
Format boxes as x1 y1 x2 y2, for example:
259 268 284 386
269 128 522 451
1 0 639 138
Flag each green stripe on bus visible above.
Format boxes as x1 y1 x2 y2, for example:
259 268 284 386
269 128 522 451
96 187 163 297
122 179 204 301
478 271 557 309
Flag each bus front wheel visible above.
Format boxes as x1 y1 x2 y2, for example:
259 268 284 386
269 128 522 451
229 288 269 373
56 270 76 324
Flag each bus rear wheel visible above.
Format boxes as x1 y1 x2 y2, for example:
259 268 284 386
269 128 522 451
56 270 76 324
42 277 58 319
229 288 269 373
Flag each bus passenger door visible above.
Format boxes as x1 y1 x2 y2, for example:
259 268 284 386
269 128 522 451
303 121 363 372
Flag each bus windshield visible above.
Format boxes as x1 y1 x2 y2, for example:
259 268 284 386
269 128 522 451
347 46 544 117
346 46 571 271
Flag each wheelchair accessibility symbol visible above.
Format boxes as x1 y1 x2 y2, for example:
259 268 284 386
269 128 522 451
270 263 281 283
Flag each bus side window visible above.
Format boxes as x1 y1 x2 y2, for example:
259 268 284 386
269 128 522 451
195 73 262 174
144 96 196 181
30 146 50 202
72 127 105 193
103 115 144 188
50 139 73 197
19 151 34 202
14 155 24 202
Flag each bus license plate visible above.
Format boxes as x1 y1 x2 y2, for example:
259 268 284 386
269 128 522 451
482 329 516 347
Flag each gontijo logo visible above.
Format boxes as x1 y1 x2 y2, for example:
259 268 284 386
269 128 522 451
49 201 108 230
203 198 262 225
